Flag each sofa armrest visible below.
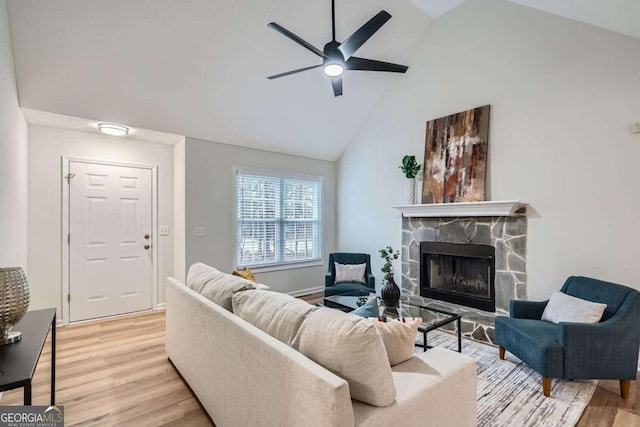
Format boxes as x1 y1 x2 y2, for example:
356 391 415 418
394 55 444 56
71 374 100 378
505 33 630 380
558 297 640 379
325 273 333 287
510 299 548 319
366 273 375 290
351 348 476 427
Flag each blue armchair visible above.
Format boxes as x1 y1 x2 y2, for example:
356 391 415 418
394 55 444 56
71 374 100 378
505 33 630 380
495 276 640 398
324 253 375 297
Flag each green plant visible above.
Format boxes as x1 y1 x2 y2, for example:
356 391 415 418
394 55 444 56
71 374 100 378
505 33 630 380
379 246 399 282
399 155 420 179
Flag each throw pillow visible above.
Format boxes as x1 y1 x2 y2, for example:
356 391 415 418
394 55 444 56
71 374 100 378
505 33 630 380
368 317 422 366
541 291 607 324
351 297 380 318
232 290 317 346
292 308 397 407
334 263 366 284
233 267 257 283
187 263 255 311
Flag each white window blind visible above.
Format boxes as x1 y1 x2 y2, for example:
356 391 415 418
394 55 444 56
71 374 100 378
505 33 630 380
235 168 322 269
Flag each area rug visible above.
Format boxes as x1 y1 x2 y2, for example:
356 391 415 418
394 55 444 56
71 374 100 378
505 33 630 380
416 331 597 427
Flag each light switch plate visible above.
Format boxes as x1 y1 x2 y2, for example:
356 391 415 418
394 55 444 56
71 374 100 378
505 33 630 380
159 226 170 236
632 123 640 134
195 226 205 237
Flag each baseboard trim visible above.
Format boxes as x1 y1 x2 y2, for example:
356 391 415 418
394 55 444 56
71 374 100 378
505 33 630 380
287 286 324 298
156 303 166 310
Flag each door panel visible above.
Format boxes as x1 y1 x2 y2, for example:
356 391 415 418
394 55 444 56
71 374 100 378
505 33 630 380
69 161 153 322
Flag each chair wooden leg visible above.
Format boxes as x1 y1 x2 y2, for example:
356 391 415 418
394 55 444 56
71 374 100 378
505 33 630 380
542 377 552 397
499 346 505 360
620 380 631 399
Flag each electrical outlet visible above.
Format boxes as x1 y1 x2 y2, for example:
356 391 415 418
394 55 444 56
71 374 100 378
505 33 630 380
159 226 170 236
195 226 205 237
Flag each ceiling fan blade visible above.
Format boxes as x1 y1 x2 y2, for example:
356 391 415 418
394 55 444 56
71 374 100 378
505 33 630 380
338 11 391 60
346 56 408 73
268 23 328 59
267 64 322 80
331 76 343 97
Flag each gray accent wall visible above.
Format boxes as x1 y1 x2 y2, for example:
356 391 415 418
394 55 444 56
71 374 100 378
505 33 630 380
185 137 336 294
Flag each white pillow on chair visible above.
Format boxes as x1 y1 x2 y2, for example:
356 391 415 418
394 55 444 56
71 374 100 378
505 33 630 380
541 291 606 324
334 262 366 284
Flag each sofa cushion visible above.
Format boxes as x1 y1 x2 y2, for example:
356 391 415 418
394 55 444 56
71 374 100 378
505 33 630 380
232 290 317 346
324 282 373 297
293 308 397 407
334 262 366 284
541 291 606 324
187 263 255 311
369 318 422 366
494 316 563 378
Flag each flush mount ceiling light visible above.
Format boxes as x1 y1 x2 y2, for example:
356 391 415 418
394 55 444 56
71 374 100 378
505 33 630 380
267 0 408 97
98 123 129 136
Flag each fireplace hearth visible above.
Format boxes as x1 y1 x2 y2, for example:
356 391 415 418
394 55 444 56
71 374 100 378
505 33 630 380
420 242 496 312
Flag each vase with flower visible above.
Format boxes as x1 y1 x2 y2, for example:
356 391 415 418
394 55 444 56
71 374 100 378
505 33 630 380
379 246 401 308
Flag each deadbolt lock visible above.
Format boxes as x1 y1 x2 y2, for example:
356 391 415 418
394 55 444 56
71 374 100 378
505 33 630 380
144 234 150 240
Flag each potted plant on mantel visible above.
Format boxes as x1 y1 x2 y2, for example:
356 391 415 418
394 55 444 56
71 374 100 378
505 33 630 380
399 155 421 204
379 246 401 308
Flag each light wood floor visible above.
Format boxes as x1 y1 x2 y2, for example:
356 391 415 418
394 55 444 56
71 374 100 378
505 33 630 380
0 311 212 426
1 308 637 426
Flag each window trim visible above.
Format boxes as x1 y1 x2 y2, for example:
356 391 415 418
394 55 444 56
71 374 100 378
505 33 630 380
233 166 323 272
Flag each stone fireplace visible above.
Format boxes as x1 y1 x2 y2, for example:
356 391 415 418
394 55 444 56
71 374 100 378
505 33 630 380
396 201 527 344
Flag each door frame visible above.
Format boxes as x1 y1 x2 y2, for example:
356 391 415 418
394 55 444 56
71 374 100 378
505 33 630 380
61 156 159 326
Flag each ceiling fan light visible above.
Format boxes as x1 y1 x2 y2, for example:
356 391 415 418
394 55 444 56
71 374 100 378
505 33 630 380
323 63 344 77
98 123 129 137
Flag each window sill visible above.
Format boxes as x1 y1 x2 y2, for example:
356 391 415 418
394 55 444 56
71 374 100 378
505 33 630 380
238 260 323 274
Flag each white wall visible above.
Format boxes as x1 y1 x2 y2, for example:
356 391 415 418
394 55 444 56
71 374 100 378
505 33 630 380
173 139 186 283
186 137 336 295
0 0 28 270
337 0 640 300
28 125 174 319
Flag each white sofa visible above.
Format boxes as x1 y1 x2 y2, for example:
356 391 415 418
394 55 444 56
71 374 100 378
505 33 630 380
166 272 477 427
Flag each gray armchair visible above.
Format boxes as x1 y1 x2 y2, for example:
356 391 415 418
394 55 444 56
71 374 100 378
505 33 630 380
324 253 375 297
495 276 640 398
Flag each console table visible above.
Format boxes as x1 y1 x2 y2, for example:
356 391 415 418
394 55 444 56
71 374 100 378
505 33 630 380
0 308 56 405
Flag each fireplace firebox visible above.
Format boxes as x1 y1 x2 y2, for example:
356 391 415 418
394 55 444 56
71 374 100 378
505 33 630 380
420 242 495 312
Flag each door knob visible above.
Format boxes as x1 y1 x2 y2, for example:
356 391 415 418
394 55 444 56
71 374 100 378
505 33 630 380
144 245 150 250
144 234 150 240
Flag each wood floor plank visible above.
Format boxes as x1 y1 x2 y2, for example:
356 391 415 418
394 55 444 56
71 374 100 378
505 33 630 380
0 307 635 427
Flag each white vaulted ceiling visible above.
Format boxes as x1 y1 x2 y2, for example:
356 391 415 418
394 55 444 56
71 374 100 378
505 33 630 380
7 0 431 160
7 0 640 160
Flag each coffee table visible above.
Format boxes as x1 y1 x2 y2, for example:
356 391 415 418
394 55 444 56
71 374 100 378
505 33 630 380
323 292 462 353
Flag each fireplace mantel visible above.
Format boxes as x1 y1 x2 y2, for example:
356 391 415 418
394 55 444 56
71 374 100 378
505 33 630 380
393 200 527 218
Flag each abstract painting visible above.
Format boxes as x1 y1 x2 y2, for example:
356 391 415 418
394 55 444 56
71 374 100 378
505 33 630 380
421 105 490 204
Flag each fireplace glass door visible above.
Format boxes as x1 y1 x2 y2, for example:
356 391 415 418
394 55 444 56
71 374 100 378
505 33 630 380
420 242 496 312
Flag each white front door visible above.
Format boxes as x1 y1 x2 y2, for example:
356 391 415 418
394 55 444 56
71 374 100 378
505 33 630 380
69 161 153 322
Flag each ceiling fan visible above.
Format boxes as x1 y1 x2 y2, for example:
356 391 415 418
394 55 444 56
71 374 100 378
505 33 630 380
267 0 409 97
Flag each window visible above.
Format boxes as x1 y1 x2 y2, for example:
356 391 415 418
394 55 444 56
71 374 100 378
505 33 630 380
235 168 322 270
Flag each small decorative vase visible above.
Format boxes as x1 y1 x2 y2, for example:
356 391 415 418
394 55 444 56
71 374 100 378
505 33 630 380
381 277 401 308
0 267 30 345
406 178 416 204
